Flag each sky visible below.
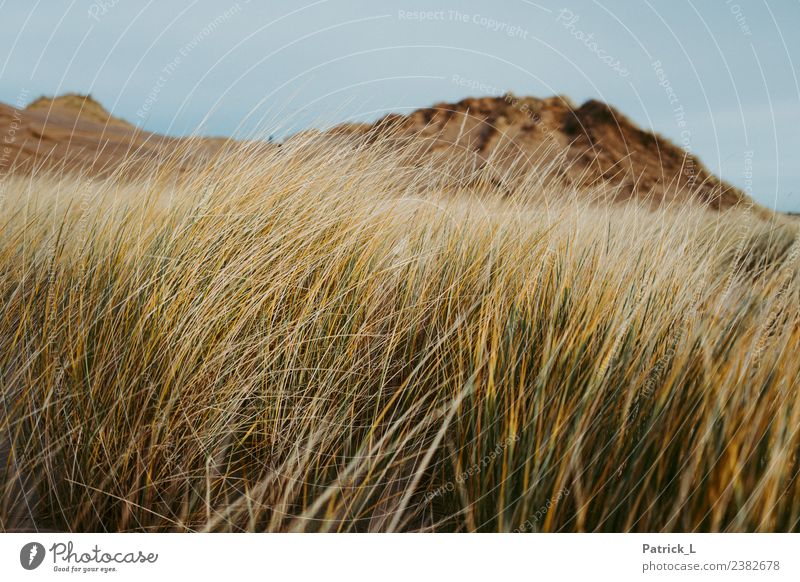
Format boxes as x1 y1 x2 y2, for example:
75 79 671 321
0 0 798 211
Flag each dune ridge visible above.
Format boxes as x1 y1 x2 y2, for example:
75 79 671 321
1 92 756 212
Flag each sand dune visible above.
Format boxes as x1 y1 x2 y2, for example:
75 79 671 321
1 92 753 211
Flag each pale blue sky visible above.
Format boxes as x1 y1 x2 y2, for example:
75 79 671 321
1 0 798 211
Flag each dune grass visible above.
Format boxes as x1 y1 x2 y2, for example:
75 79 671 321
1 135 799 532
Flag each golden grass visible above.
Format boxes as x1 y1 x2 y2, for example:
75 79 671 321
1 135 799 532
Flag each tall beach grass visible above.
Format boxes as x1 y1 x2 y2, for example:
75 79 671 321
1 135 799 531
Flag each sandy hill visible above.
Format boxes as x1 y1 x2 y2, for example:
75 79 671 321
25 94 133 127
328 94 750 210
1 92 754 211
0 94 229 177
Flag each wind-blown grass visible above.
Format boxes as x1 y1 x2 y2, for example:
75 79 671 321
1 135 799 532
